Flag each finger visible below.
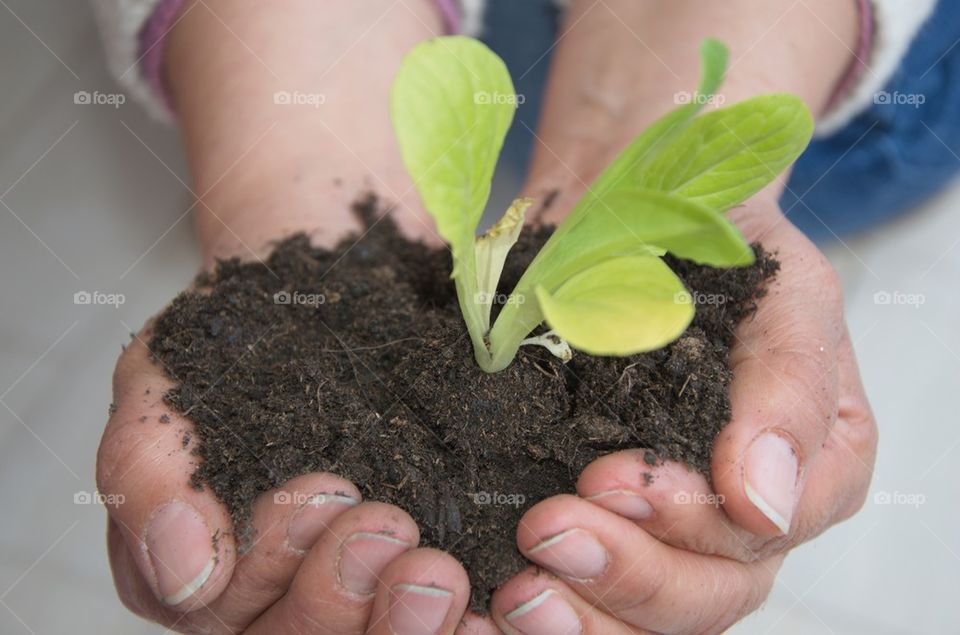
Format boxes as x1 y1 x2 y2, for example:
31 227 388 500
510 495 779 634
97 332 235 611
577 451 761 560
247 501 419 634
200 473 363 631
577 428 874 561
107 517 171 626
791 328 877 527
365 548 470 635
492 570 642 635
106 472 361 632
713 201 844 537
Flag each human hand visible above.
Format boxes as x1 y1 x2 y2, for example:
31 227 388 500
97 311 479 635
490 195 878 634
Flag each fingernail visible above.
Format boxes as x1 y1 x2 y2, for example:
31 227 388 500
337 532 411 595
743 431 800 534
287 492 358 551
145 501 217 606
388 584 453 635
585 489 654 520
526 529 608 580
506 589 582 635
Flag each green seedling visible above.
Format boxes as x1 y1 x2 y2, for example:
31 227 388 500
391 37 812 373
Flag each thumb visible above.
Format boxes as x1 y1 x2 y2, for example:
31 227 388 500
97 329 236 610
712 202 843 537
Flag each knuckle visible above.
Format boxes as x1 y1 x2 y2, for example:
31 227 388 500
283 590 344 635
833 418 878 522
787 243 843 305
660 527 764 564
776 346 833 391
732 575 772 625
714 561 776 631
96 415 170 499
225 561 293 610
838 479 871 522
608 549 667 612
815 258 843 299
677 559 770 635
96 417 139 491
741 341 838 427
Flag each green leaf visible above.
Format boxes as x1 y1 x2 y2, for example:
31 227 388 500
635 94 814 211
392 36 519 368
516 188 752 297
696 38 729 99
570 189 754 266
535 255 694 356
391 36 516 276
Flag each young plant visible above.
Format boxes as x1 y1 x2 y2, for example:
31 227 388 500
391 37 813 373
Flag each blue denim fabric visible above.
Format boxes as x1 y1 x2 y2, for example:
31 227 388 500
782 0 960 241
482 0 960 243
481 0 561 183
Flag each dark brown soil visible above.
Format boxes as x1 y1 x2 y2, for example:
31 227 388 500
149 196 777 611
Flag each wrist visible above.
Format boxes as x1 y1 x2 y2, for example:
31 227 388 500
162 0 444 266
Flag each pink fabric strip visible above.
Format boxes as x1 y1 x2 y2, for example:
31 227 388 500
825 0 875 112
140 0 188 114
139 0 463 116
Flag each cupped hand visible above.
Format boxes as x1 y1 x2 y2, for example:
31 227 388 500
97 315 475 634
491 196 878 634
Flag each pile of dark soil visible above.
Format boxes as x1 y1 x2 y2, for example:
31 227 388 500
149 197 777 610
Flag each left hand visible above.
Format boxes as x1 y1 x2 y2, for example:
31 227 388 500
489 196 878 635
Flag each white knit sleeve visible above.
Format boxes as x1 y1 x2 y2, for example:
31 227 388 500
89 0 170 121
